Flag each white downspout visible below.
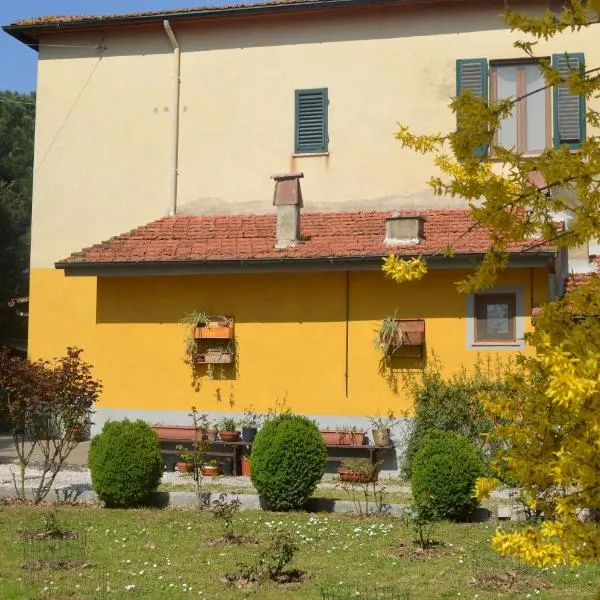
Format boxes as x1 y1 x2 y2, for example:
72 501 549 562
164 20 181 216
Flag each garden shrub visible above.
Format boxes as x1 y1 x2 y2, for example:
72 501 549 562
412 430 484 521
402 356 509 478
250 413 326 511
89 419 163 507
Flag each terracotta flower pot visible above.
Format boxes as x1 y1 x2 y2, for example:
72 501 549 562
206 429 218 442
202 464 223 477
176 462 194 473
241 455 251 477
219 430 240 442
321 430 366 446
151 425 198 441
338 468 378 484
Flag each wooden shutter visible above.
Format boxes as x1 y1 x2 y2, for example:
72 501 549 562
295 88 328 154
456 59 488 157
552 53 585 149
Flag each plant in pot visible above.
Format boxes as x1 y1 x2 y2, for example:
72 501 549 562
373 313 405 357
180 310 209 364
337 458 379 483
218 417 240 442
239 406 263 443
336 425 366 446
368 409 401 447
202 459 223 477
205 420 219 442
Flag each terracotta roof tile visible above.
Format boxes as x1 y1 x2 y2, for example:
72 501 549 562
58 209 554 266
564 256 600 291
9 0 445 27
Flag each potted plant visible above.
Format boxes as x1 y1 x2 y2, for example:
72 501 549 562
218 417 240 442
368 409 400 447
241 454 251 477
202 459 223 477
194 315 234 340
206 420 219 442
239 406 263 443
321 426 365 445
337 459 379 483
374 313 405 356
181 310 210 364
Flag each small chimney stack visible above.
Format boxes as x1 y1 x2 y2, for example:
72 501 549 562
272 172 304 249
384 212 424 246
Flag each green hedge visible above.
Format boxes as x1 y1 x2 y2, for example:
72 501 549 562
89 419 163 507
250 414 327 511
412 430 484 521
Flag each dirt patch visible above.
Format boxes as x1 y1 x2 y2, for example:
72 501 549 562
204 534 259 546
23 559 87 571
393 539 447 560
471 571 552 592
222 569 310 588
21 529 80 541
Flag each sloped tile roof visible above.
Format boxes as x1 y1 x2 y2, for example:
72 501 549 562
564 256 600 291
9 0 455 27
57 209 553 266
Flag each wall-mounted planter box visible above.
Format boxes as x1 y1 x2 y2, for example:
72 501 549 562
321 430 366 446
151 425 198 441
196 351 233 364
194 317 234 340
396 318 425 347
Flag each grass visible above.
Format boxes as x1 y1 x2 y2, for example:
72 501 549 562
158 479 414 505
0 503 598 599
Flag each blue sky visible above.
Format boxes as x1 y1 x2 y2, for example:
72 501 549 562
0 1 232 92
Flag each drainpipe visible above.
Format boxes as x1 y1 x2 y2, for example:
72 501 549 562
163 20 181 216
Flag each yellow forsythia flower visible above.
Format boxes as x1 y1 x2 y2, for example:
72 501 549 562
473 477 499 501
382 256 427 283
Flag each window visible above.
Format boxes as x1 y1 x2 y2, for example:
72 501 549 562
295 88 328 154
456 53 585 154
491 61 550 154
474 293 516 343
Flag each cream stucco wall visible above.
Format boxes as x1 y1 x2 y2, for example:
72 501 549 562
30 0 600 267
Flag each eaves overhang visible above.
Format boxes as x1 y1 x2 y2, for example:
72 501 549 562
2 0 471 51
55 252 555 278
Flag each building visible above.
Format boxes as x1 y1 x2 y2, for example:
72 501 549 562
3 0 598 455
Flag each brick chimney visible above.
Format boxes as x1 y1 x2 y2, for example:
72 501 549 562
384 212 424 246
272 172 304 249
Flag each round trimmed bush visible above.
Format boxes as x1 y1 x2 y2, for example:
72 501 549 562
412 430 484 521
89 419 164 507
250 414 327 511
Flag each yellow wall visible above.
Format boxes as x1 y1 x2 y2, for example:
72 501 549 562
29 266 548 420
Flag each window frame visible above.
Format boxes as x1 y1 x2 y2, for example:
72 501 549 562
474 293 517 344
489 59 552 155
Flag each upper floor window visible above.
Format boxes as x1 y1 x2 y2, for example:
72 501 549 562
491 60 550 154
295 88 328 154
456 53 585 155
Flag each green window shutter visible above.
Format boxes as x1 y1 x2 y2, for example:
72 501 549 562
552 53 585 149
295 88 328 154
456 59 489 157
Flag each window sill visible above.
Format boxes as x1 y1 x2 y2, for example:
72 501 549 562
472 341 522 347
292 152 329 158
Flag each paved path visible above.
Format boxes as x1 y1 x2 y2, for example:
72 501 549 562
0 435 90 468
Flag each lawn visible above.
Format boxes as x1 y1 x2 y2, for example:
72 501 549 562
0 504 598 599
